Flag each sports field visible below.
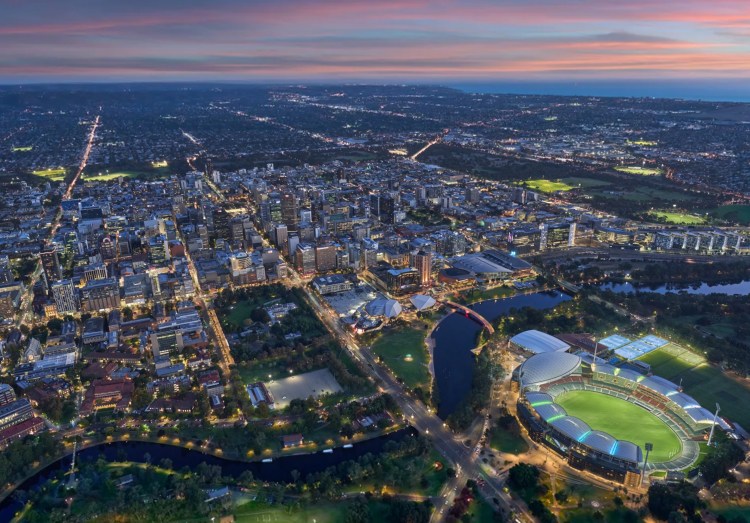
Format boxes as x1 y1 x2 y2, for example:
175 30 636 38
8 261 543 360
555 390 682 463
647 211 707 225
638 344 750 429
614 166 663 176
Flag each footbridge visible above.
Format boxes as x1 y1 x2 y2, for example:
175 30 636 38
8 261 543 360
442 301 495 335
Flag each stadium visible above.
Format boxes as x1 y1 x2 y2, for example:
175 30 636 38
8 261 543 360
513 340 732 486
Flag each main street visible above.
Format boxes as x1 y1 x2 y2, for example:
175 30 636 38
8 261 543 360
16 114 100 328
299 278 531 522
192 170 532 520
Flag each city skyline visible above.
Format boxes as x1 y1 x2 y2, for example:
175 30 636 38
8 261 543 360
2 0 750 85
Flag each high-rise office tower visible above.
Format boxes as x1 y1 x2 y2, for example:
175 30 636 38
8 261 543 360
51 279 79 314
281 191 299 232
411 250 433 287
40 249 63 283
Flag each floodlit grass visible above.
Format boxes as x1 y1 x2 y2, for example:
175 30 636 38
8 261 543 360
12 146 33 152
32 167 67 180
371 326 430 390
555 390 682 463
614 165 663 176
82 169 170 181
641 348 750 428
648 211 707 225
712 204 750 225
521 179 574 193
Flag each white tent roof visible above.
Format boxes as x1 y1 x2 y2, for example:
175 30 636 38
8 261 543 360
410 294 436 311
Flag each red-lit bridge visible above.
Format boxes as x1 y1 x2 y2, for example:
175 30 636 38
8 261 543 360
442 301 495 334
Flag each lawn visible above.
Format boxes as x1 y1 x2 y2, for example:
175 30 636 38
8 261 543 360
648 211 707 225
614 166 663 176
555 390 682 463
32 167 67 180
82 168 170 181
712 204 750 225
371 326 430 390
222 300 256 332
594 186 695 203
234 501 348 523
714 505 750 522
637 345 750 428
489 427 529 455
521 179 574 193
560 177 612 188
626 139 658 146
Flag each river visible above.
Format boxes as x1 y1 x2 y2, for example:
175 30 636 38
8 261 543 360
0 428 417 521
597 279 750 296
431 291 571 419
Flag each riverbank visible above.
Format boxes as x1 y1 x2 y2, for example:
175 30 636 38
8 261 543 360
0 425 406 508
431 290 571 419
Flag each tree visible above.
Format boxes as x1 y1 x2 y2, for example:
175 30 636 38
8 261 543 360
345 497 370 523
507 463 539 492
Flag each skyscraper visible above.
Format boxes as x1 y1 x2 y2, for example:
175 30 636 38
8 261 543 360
51 279 79 314
411 250 433 288
281 191 300 232
40 249 63 283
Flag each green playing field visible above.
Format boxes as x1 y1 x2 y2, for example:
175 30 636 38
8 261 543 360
555 390 682 463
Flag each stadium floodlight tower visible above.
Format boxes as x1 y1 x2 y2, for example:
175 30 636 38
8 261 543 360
640 442 654 486
707 403 721 447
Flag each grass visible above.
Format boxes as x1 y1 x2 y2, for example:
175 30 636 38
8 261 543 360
713 505 750 522
637 345 750 428
371 326 430 390
234 501 348 523
222 300 256 332
82 168 170 181
560 177 612 188
489 427 529 455
593 186 695 203
521 179 575 193
12 146 33 152
555 390 682 462
561 507 642 523
31 167 67 180
712 204 750 225
648 211 707 225
614 166 663 176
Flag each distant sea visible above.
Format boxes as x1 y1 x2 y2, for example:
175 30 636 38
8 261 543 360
449 79 750 103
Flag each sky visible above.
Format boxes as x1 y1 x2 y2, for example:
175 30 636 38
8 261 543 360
2 0 750 85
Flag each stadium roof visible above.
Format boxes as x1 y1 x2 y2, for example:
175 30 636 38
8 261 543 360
550 416 591 441
410 294 436 311
511 330 571 354
451 253 512 276
518 352 581 387
547 415 642 464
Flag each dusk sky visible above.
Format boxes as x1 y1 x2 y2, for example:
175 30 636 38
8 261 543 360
2 0 750 83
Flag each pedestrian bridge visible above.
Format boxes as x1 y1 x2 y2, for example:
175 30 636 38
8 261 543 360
442 300 495 335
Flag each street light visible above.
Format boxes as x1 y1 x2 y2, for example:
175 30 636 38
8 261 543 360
640 442 653 486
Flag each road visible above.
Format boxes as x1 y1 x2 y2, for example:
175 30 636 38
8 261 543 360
16 114 100 328
191 172 530 520
300 280 531 522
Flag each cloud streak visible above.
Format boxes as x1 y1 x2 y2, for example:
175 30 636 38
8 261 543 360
0 0 749 82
